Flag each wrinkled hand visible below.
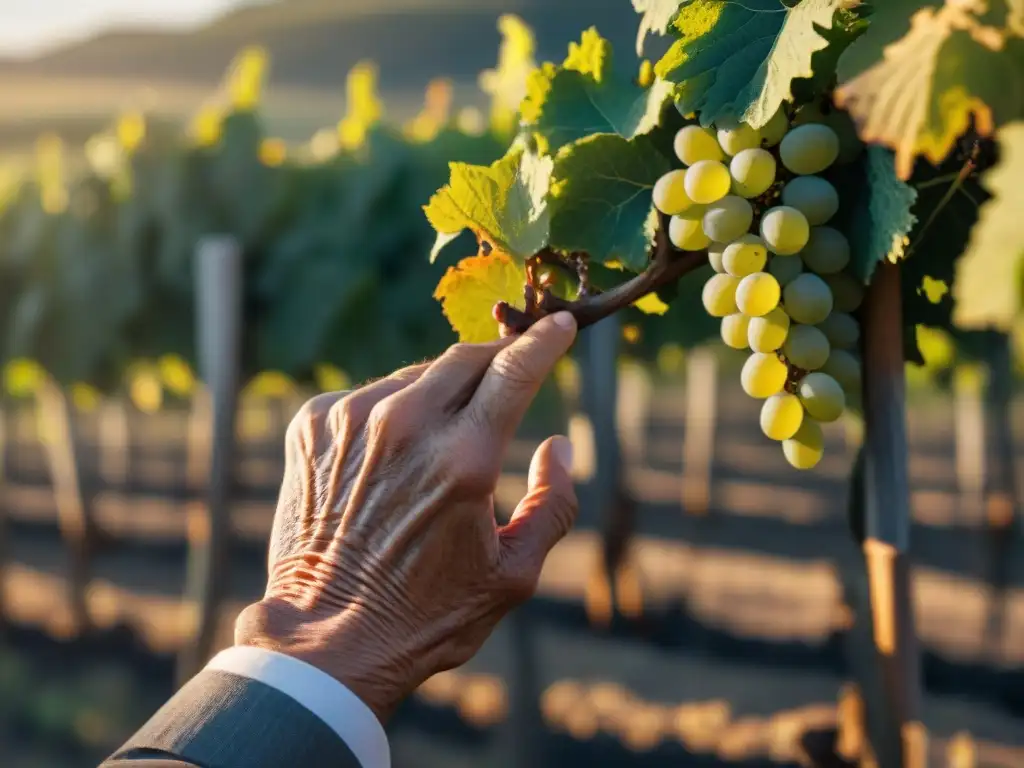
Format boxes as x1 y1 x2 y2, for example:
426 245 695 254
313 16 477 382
235 313 579 721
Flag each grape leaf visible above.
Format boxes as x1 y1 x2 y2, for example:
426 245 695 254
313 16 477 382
522 28 674 152
549 134 670 272
424 149 552 263
843 146 918 283
953 122 1024 330
433 252 527 343
635 292 670 314
655 0 843 129
835 2 1024 179
633 0 686 55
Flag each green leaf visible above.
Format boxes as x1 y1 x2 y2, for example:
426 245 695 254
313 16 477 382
844 146 918 283
953 122 1024 330
549 135 670 272
424 148 551 263
522 28 674 152
633 0 687 55
655 0 843 129
836 2 1024 179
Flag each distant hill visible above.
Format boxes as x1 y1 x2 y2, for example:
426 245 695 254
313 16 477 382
0 0 647 95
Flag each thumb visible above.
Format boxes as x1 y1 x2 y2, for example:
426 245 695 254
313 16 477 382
498 435 579 578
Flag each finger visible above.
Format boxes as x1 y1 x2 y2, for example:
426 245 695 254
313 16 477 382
325 361 431 440
466 311 577 442
407 336 516 416
498 435 578 581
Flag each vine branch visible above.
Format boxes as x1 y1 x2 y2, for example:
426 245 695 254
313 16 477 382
494 213 708 334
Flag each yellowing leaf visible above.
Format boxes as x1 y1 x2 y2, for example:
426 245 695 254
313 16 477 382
433 252 526 343
259 138 288 167
634 292 670 315
117 111 146 152
565 27 611 80
315 364 351 393
4 359 46 397
228 47 269 111
245 371 295 399
338 61 383 150
158 355 196 397
478 15 537 134
405 78 453 142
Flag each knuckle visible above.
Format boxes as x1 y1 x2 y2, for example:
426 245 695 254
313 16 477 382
367 394 417 443
286 392 340 446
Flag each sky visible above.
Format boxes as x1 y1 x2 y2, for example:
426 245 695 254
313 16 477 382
0 0 251 56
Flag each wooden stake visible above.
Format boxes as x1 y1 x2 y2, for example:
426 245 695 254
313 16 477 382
859 262 926 768
681 346 717 516
177 236 243 686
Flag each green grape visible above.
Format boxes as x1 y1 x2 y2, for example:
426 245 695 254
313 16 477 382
736 272 781 317
670 215 712 251
730 148 776 198
780 176 839 225
799 372 846 422
708 241 727 273
741 352 788 399
780 123 840 175
720 313 751 350
684 160 732 205
760 392 805 441
653 170 694 216
759 206 809 255
716 118 761 156
768 254 803 287
701 273 740 317
677 203 707 221
821 349 862 393
748 307 790 353
817 312 860 350
783 324 830 370
793 104 862 165
783 273 834 325
674 125 724 166
783 418 824 470
759 106 789 147
801 227 850 275
722 234 768 277
702 195 753 243
824 273 865 313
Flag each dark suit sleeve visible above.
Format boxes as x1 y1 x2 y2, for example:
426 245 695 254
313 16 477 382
101 669 364 768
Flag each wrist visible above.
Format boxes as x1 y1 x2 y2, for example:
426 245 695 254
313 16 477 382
233 598 410 723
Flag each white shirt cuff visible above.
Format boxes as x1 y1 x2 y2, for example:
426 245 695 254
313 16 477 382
206 645 390 768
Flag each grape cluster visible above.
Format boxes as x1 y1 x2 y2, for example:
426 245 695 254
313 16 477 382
652 108 862 470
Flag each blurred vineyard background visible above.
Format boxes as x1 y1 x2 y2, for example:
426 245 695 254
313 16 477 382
0 1 1023 767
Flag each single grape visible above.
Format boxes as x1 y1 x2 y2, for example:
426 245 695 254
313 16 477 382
783 324 831 370
793 104 862 165
669 215 712 251
824 273 865 313
783 418 824 470
720 313 751 350
730 148 776 198
736 272 781 317
708 242 727 273
821 349 862 393
801 227 850 275
781 176 839 225
760 393 805 441
716 119 761 156
780 123 840 175
817 312 860 350
674 125 724 165
701 273 740 317
759 106 789 147
768 254 803 287
684 160 732 205
653 169 694 216
760 206 809 255
783 273 834 325
741 352 788 399
722 234 768 277
748 307 790 353
799 372 846 422
703 195 753 243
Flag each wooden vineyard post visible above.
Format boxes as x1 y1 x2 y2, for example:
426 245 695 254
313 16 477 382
954 366 986 523
581 315 641 626
37 378 98 634
681 346 717 516
98 395 130 493
177 236 243 686
859 262 926 768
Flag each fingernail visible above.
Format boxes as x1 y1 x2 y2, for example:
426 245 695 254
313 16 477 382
551 436 574 474
551 311 576 331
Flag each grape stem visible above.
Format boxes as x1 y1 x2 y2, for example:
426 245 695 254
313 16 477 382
494 212 708 333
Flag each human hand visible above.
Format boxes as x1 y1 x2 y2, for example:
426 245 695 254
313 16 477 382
234 313 579 721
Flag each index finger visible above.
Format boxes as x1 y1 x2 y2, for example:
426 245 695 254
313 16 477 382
464 311 577 442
